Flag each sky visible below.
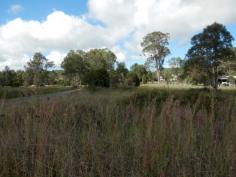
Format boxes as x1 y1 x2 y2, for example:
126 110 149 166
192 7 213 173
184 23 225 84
0 0 236 70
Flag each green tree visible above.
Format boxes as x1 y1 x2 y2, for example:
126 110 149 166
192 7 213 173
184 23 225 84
61 50 88 87
141 31 171 82
0 66 18 87
25 52 54 86
130 63 147 82
163 69 173 85
186 22 235 89
83 68 110 88
15 70 25 86
147 71 155 82
219 48 236 75
116 62 129 85
125 72 140 87
184 56 212 85
86 48 117 71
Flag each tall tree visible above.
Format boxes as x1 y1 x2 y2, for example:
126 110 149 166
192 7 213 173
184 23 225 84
130 63 147 82
141 31 170 82
116 62 129 84
186 22 235 89
86 48 117 72
61 50 88 87
25 52 54 86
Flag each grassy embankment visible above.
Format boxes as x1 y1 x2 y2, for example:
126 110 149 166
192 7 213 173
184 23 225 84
0 86 73 99
0 85 236 177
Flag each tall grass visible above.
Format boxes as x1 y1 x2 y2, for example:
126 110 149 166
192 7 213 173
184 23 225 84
0 88 236 177
0 86 73 99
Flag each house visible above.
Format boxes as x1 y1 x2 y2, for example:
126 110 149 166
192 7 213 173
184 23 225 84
218 76 236 86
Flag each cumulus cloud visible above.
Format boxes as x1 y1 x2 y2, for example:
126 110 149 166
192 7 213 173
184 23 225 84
1 0 236 69
89 0 236 37
89 0 236 53
0 11 126 69
8 4 24 15
46 50 67 66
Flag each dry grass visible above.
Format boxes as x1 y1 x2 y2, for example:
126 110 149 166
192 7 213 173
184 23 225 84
0 88 236 177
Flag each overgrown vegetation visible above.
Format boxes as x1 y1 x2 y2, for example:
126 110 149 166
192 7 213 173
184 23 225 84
0 86 72 99
1 88 236 177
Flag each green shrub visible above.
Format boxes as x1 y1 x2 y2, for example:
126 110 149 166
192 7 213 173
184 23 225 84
126 72 140 87
83 69 110 88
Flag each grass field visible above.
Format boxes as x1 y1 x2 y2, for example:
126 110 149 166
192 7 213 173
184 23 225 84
0 85 236 177
0 86 73 99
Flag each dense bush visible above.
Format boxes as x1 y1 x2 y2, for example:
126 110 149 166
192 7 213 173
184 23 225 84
83 69 110 88
0 86 73 99
126 72 140 87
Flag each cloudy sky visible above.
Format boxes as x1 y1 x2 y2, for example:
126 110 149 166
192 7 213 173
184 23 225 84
0 0 236 70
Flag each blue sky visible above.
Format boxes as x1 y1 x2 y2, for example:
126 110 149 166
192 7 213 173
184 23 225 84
0 0 88 23
0 0 236 69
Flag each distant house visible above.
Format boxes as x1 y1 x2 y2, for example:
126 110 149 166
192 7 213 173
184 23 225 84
218 76 236 86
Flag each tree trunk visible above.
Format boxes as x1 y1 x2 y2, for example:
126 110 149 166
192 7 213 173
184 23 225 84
156 69 160 83
156 59 161 83
213 66 218 89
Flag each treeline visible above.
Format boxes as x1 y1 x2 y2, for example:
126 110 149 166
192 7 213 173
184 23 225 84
1 22 236 89
0 49 154 88
61 49 155 88
0 52 63 87
141 22 236 88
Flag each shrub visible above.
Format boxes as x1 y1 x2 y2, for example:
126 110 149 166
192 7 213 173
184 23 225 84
142 75 148 84
126 72 140 87
83 69 110 88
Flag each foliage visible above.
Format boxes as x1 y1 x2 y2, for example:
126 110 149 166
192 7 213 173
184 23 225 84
116 62 129 83
0 86 72 99
186 22 235 88
141 31 171 82
142 74 148 84
83 68 110 88
61 49 117 88
86 48 117 71
218 49 236 75
162 69 173 84
25 52 54 86
0 66 24 87
184 56 212 85
130 63 148 82
61 50 88 87
126 72 140 87
146 71 156 82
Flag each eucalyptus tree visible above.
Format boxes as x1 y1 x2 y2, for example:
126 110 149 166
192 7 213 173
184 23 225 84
141 31 171 82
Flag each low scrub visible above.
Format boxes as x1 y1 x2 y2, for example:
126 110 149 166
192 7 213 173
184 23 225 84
0 88 236 177
0 86 73 99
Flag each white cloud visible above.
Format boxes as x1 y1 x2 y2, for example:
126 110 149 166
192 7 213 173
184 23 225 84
46 50 67 66
88 0 236 53
0 11 125 69
9 4 24 15
1 0 236 69
89 0 236 38
112 46 126 62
